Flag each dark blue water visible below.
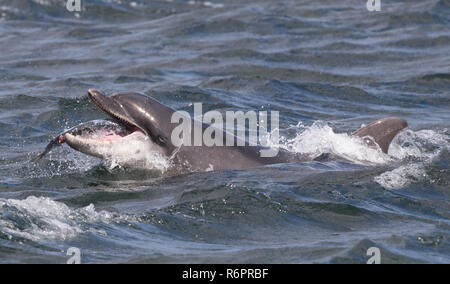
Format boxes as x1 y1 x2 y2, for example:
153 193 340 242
0 0 449 263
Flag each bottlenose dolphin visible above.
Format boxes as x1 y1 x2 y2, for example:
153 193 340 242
35 89 408 173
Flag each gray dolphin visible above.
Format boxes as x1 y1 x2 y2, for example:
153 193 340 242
36 89 408 173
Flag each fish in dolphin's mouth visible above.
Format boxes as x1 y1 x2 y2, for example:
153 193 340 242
34 90 148 161
34 89 175 170
63 120 146 158
34 119 146 160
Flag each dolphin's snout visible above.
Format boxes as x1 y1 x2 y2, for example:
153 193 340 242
87 88 100 98
87 89 106 105
87 89 121 117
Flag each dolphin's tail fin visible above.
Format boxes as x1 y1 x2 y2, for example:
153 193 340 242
351 117 408 154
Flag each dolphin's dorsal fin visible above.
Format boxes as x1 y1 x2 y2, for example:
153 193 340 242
352 117 408 154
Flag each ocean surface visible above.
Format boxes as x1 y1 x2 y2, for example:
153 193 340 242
0 0 449 263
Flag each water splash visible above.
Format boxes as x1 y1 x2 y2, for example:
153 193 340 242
261 121 392 165
0 196 114 241
375 129 449 189
100 133 172 173
263 121 449 190
374 164 427 190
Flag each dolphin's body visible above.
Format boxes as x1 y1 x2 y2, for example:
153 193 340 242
36 89 408 173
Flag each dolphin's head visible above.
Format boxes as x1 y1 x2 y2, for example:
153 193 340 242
63 89 176 164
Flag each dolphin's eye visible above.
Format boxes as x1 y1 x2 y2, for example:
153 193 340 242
157 135 167 145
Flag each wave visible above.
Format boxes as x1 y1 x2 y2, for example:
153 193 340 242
0 0 225 22
375 128 449 189
0 196 114 241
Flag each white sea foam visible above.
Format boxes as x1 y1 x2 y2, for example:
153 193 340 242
262 121 392 165
374 163 426 190
374 129 449 189
187 0 224 8
262 121 449 190
0 196 116 241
